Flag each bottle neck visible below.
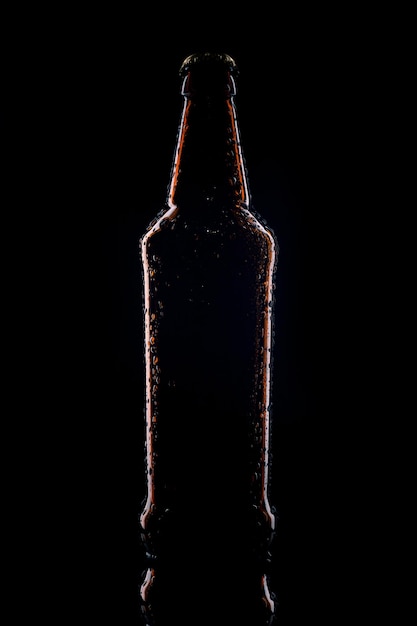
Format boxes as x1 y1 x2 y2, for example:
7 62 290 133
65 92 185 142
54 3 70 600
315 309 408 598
168 93 250 215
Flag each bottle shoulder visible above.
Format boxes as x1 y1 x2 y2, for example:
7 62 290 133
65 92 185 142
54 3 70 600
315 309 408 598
141 205 276 251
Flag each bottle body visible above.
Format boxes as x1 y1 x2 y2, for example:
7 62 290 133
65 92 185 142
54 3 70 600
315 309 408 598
139 53 278 625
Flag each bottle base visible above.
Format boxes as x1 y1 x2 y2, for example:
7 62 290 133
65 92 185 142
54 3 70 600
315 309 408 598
139 564 277 625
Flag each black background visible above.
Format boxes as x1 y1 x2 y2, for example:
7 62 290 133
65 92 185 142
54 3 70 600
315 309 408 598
7 7 399 624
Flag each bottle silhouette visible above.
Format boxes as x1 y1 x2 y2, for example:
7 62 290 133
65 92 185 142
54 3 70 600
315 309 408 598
139 52 278 625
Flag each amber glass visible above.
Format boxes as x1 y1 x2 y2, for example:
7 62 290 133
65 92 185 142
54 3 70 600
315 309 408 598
139 52 278 625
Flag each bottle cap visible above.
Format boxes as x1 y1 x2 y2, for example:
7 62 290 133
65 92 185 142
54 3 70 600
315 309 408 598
180 52 238 98
180 52 237 75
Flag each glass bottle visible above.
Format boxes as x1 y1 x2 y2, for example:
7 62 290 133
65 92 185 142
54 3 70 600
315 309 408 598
139 52 278 625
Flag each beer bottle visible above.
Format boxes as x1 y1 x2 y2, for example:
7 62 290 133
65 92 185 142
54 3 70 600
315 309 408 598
139 52 278 625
